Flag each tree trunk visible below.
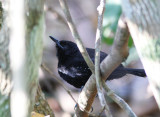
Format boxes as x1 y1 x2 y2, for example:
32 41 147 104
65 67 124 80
0 0 54 117
121 0 160 108
0 1 11 117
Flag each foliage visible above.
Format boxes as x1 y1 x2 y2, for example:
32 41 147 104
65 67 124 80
102 0 133 47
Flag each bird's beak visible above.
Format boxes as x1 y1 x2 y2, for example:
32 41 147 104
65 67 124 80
49 36 64 49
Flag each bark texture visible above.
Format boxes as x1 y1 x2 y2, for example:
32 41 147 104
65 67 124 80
0 1 11 117
121 0 160 108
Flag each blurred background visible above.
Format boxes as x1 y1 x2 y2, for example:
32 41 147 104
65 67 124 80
39 0 160 116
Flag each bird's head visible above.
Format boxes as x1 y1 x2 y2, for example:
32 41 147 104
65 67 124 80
49 36 79 57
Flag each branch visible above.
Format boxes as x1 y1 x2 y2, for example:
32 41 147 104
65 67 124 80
95 0 112 116
100 15 129 79
102 81 137 117
58 0 95 73
76 15 130 116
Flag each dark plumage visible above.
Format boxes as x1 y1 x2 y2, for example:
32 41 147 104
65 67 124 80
50 36 146 88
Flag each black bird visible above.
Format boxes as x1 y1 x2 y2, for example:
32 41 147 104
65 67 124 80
49 36 146 88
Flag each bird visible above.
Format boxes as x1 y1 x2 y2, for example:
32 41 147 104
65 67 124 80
49 36 146 88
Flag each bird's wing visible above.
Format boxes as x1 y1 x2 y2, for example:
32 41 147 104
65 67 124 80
86 48 107 63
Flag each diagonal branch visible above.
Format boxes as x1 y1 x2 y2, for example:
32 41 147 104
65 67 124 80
102 81 137 117
95 0 112 116
58 0 95 73
100 15 137 117
100 15 129 79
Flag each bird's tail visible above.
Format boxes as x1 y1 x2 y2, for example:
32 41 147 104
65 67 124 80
125 68 146 77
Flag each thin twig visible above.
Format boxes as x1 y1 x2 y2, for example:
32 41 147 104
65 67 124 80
95 0 112 117
102 81 137 117
58 0 95 73
41 64 77 104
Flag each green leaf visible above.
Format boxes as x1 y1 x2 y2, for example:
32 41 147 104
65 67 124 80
103 0 122 43
102 0 133 47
